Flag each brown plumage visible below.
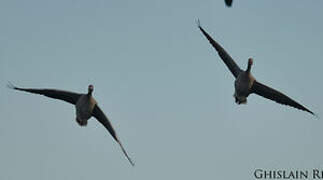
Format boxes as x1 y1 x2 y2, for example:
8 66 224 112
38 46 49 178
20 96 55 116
197 20 315 116
8 83 135 166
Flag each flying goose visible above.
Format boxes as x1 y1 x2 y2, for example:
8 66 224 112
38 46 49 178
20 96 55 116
8 83 135 166
225 0 233 7
197 21 315 116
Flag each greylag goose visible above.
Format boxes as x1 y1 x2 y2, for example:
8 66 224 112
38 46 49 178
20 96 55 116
225 0 233 7
8 83 135 166
197 21 315 116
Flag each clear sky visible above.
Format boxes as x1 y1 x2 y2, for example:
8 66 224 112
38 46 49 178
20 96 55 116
1 0 323 179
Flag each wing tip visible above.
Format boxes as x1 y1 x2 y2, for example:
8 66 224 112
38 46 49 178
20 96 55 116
196 18 201 28
7 81 17 90
312 112 319 119
117 141 135 167
196 19 205 33
301 106 317 118
129 159 135 167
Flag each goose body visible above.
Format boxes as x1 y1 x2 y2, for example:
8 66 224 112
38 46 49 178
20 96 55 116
75 87 97 126
8 83 135 166
197 21 315 116
75 95 96 126
234 69 255 104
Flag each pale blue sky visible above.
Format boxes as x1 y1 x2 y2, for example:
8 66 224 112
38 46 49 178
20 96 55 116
1 0 323 179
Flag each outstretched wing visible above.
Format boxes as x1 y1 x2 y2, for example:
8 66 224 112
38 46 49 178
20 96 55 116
8 83 81 105
92 104 135 166
251 81 314 115
197 20 242 78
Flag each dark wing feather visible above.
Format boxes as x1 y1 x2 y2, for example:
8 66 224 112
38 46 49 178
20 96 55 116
225 0 233 7
197 21 242 78
8 83 81 105
92 104 135 166
251 81 314 115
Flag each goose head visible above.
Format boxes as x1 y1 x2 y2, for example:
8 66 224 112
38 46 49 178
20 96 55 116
246 58 253 73
88 85 94 95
